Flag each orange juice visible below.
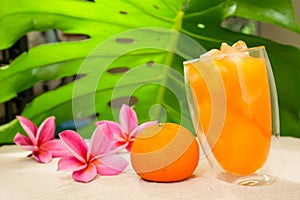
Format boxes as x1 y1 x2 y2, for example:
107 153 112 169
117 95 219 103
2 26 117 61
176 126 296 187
185 42 272 175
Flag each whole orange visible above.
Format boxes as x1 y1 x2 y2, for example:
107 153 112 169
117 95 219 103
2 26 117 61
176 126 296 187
130 123 199 182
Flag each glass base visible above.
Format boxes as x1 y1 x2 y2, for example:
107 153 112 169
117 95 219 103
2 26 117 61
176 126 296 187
217 172 275 186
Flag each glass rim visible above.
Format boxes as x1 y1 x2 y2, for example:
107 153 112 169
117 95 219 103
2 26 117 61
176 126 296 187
183 45 266 65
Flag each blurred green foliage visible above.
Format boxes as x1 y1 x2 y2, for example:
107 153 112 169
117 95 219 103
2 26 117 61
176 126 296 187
0 0 300 143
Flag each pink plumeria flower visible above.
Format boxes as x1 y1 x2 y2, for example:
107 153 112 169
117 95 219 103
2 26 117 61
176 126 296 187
13 116 68 163
96 104 157 152
58 125 129 183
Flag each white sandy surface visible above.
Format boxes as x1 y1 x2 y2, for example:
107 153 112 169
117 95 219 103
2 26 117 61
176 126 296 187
0 137 300 200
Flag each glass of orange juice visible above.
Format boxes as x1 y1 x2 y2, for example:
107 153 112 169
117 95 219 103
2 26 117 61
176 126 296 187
183 41 280 186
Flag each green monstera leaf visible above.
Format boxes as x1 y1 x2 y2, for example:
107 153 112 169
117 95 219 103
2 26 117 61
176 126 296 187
0 0 300 143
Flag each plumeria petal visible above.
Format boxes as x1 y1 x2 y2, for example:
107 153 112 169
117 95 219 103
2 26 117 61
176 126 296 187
72 163 97 183
119 104 138 133
95 154 128 175
16 116 38 145
96 121 122 142
138 121 158 133
95 105 157 152
41 139 68 158
36 116 56 145
58 156 87 171
126 126 139 138
89 125 118 157
125 141 134 152
13 133 38 152
114 140 129 149
129 120 158 139
59 130 88 163
32 149 52 163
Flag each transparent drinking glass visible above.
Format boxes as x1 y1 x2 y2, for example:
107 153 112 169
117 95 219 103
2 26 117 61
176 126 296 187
184 46 280 186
